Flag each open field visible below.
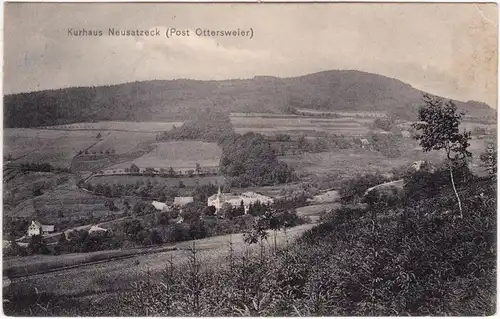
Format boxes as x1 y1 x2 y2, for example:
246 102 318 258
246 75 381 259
4 129 97 167
3 244 177 279
6 224 315 298
397 120 497 134
88 174 225 188
29 177 122 223
462 121 497 133
110 141 222 170
295 109 388 118
87 132 157 154
231 114 371 136
280 137 493 180
279 148 420 179
3 173 122 231
42 121 184 132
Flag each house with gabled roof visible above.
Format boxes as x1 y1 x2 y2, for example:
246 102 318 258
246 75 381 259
27 221 55 236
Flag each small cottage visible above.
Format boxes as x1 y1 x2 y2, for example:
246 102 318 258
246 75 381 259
27 221 55 236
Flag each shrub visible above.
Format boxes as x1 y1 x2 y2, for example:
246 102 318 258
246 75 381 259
340 172 389 204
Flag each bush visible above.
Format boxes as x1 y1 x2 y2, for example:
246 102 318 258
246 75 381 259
403 161 473 203
340 172 389 204
373 117 395 131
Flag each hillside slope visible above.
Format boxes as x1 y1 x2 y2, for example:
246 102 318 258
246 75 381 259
4 70 495 127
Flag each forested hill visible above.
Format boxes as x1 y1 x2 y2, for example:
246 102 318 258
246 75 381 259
4 70 495 128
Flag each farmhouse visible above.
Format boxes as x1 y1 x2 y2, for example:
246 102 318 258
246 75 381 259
27 221 55 236
207 188 273 214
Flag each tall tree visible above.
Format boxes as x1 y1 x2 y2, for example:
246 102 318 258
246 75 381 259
412 94 471 217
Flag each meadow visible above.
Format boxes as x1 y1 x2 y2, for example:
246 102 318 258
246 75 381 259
280 138 493 181
87 132 158 154
4 129 98 167
111 141 222 170
230 113 373 136
295 109 388 117
42 121 184 132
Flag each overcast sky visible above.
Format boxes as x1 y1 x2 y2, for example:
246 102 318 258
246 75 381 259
4 3 498 108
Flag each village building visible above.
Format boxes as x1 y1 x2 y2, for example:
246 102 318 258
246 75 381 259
27 221 55 237
207 188 273 215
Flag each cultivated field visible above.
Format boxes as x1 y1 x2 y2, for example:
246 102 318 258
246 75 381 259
42 121 184 132
31 182 121 223
231 114 371 136
4 129 97 167
110 141 222 170
296 109 388 118
397 120 497 134
280 143 443 180
87 132 157 154
280 137 493 180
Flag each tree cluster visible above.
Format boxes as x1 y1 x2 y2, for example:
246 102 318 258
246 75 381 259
219 132 296 187
158 109 235 144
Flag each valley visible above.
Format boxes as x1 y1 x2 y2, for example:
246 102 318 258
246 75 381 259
3 70 497 316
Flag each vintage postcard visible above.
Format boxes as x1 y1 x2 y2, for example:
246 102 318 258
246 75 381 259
2 2 497 316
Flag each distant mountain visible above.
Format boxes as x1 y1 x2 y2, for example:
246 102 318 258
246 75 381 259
4 70 495 128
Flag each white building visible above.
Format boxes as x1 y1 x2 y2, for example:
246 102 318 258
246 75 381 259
207 188 273 215
27 221 55 236
88 225 108 234
152 200 169 211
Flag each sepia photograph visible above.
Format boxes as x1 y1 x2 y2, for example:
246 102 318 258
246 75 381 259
2 2 498 316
